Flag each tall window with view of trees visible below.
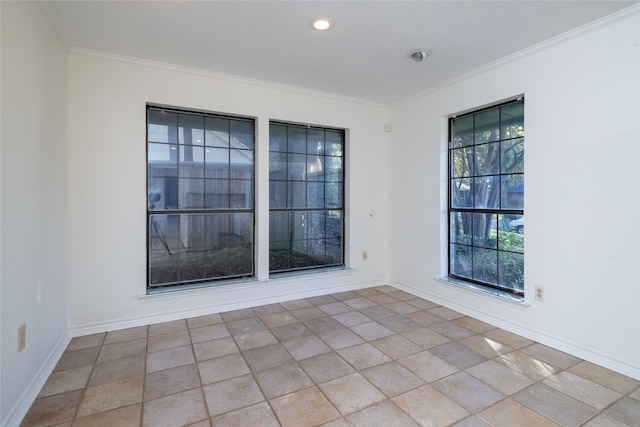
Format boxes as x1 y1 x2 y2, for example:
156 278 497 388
449 98 524 295
269 122 345 274
147 106 255 290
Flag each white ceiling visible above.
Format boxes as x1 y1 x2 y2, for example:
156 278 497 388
42 0 637 104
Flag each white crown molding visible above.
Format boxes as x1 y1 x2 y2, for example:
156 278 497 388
37 1 72 51
393 3 640 107
68 47 388 109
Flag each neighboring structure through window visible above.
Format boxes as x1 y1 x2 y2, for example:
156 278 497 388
147 106 255 290
269 122 345 274
448 98 524 295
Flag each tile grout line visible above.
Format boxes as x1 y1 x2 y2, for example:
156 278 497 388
190 321 212 427
23 287 640 427
141 325 150 427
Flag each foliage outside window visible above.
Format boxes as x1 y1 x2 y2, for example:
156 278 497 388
269 122 345 274
147 106 255 290
449 98 524 295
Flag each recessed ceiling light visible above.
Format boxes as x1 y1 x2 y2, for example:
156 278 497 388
408 48 432 62
309 17 333 31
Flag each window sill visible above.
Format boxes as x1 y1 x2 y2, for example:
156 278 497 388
139 277 261 301
268 266 353 282
436 277 529 308
138 267 354 302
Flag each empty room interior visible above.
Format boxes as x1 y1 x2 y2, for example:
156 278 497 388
1 1 639 426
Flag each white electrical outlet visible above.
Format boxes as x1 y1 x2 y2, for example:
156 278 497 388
17 324 26 352
535 286 544 302
362 250 368 261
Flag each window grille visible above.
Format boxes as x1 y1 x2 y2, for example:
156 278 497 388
448 98 524 295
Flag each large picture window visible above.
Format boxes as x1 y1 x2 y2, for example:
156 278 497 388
147 106 255 290
448 98 524 295
269 122 345 274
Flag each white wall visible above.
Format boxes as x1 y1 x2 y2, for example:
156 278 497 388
3 5 636 425
388 8 640 379
66 53 389 332
0 1 69 424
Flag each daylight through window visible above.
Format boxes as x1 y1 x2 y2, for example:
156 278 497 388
147 106 255 290
448 98 524 295
269 122 345 274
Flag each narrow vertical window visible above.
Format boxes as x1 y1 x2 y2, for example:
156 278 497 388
147 106 255 290
269 122 345 274
449 98 524 295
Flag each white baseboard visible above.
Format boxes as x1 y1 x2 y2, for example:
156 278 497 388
70 278 386 337
389 279 640 381
5 277 387 426
2 331 72 427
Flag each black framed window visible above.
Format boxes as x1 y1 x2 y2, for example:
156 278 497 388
269 122 345 274
147 106 255 290
449 98 524 295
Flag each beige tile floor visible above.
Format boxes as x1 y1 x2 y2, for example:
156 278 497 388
21 285 640 427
